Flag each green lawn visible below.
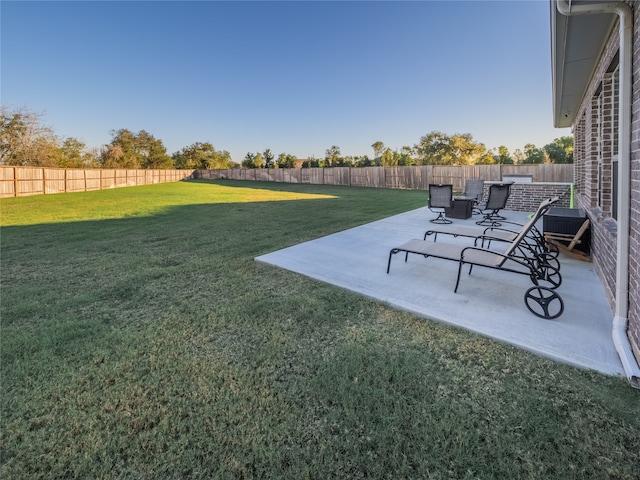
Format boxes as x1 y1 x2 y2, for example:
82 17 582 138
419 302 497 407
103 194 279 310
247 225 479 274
1 179 639 479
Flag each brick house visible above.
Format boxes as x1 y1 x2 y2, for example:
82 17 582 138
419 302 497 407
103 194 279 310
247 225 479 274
551 0 640 386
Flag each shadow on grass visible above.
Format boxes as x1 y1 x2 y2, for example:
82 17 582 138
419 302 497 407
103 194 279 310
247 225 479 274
3 183 639 479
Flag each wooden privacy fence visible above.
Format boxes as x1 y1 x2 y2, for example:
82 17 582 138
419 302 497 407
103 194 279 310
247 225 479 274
1 164 574 198
196 164 574 190
0 167 195 198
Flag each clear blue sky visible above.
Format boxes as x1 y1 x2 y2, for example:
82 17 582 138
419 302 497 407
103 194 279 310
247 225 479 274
1 0 569 162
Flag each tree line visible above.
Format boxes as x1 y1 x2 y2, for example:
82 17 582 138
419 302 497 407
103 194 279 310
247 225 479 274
242 133 572 169
0 107 234 170
1 106 572 170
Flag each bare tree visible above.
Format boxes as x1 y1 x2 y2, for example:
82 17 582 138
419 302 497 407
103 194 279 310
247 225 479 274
0 106 59 166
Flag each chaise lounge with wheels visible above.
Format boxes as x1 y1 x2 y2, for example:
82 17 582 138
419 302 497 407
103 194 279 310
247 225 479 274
423 196 562 271
386 203 564 319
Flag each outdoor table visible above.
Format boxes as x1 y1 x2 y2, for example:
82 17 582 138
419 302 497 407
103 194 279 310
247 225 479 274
445 196 474 219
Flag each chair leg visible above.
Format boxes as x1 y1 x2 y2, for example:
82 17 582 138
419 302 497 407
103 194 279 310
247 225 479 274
386 249 399 273
430 211 452 224
476 214 501 227
454 261 464 292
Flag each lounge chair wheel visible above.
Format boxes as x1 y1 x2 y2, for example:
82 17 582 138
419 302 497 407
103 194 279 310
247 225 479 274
530 264 562 289
545 242 559 259
524 286 564 319
539 254 561 272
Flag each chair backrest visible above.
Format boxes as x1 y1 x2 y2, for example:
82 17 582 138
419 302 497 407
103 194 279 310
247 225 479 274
500 196 560 260
485 183 512 210
500 214 542 260
531 196 559 220
464 179 484 201
428 184 453 208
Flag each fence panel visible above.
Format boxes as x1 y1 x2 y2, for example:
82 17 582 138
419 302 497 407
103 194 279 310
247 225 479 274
302 168 322 184
348 167 381 187
283 168 301 183
300 168 319 184
0 167 16 197
384 165 431 189
19 167 45 196
44 168 66 194
323 167 350 185
0 167 193 197
431 166 466 191
65 169 86 192
254 169 269 181
85 170 101 191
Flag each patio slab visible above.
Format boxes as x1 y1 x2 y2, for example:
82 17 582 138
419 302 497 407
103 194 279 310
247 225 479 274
256 207 624 377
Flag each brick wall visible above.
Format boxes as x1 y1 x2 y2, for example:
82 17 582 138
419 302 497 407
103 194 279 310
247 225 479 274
481 182 571 212
629 0 640 361
571 2 640 363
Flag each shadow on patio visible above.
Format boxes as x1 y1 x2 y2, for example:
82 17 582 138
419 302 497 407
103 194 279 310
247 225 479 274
256 207 624 377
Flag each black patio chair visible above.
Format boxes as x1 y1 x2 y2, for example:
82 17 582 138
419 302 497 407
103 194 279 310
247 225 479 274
476 182 512 226
428 184 453 224
461 178 484 215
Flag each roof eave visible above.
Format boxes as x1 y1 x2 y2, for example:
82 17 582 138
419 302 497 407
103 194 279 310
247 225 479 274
550 1 617 128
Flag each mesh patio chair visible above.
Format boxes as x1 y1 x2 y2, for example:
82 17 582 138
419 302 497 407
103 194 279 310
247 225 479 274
476 182 512 226
428 184 453 224
461 178 485 215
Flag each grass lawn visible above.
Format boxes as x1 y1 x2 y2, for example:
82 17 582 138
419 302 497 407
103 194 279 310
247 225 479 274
1 179 639 479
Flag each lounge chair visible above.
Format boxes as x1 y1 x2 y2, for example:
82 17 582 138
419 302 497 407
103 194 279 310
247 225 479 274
423 196 562 270
387 206 564 319
428 184 453 224
476 183 512 226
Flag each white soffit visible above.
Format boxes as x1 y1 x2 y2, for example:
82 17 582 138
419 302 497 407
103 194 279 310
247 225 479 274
551 1 617 128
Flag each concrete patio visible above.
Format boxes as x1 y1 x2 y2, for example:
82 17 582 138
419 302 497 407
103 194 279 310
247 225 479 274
256 207 624 377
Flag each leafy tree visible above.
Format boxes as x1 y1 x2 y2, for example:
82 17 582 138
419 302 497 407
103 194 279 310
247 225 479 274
494 145 514 165
380 147 397 166
371 141 385 160
135 130 173 168
59 137 87 168
276 153 297 168
302 156 320 168
398 146 415 166
512 148 526 164
242 152 256 168
544 136 573 164
0 106 60 166
173 142 230 169
475 151 495 165
101 129 137 167
413 131 488 165
263 148 274 168
325 145 342 166
100 129 172 169
522 143 547 164
253 152 265 169
352 155 373 167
